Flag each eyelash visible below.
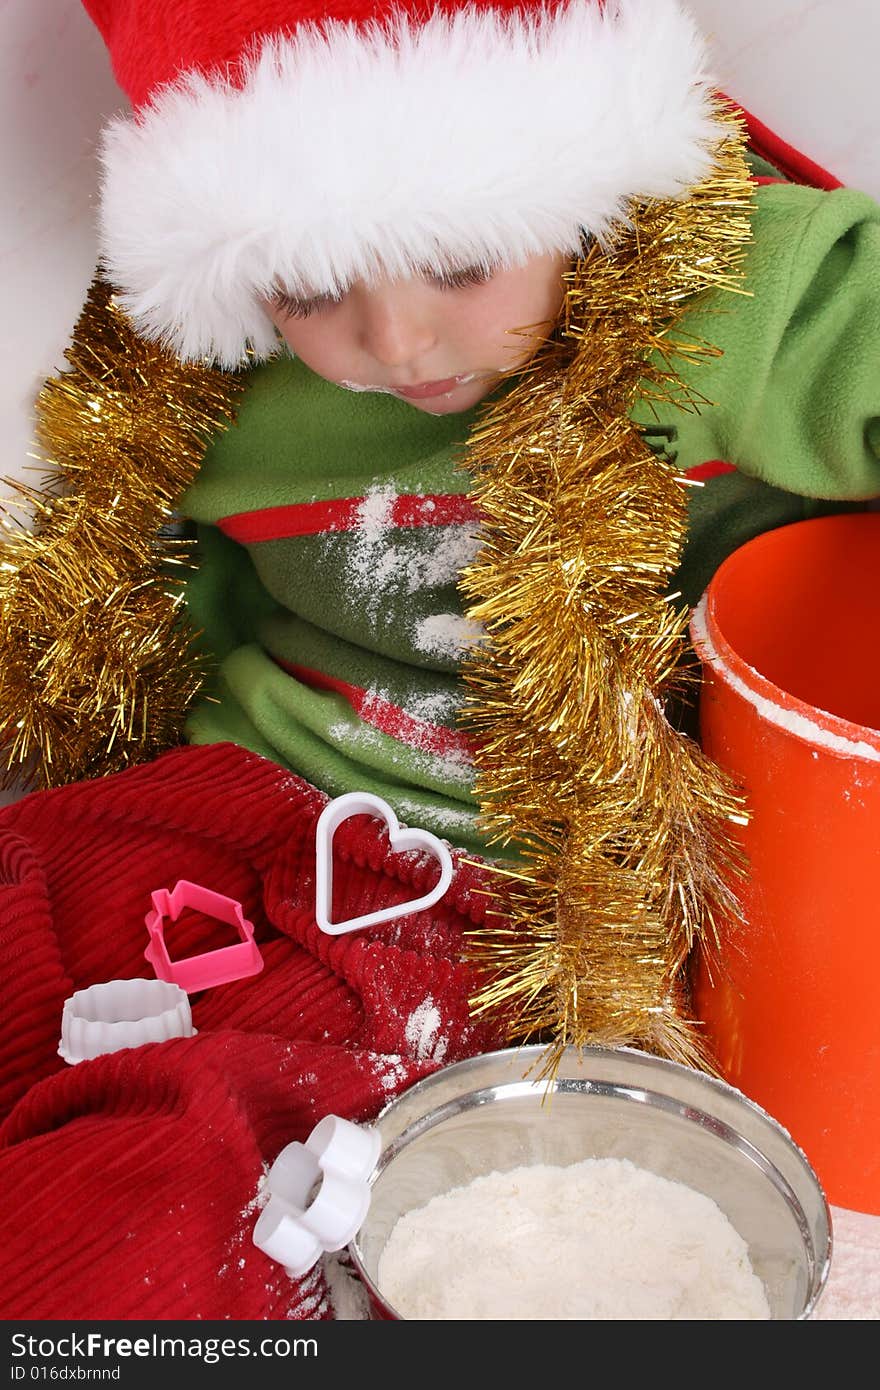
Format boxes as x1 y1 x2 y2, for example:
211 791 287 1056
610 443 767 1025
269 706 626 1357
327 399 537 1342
429 263 494 291
270 263 494 320
271 288 342 320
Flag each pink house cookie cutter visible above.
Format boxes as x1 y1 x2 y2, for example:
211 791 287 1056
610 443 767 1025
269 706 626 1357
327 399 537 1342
144 880 263 992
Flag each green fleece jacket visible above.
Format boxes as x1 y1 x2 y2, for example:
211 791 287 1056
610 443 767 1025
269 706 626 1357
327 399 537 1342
182 180 880 854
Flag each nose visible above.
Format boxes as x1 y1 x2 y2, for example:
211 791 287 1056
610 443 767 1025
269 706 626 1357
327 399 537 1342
357 287 438 369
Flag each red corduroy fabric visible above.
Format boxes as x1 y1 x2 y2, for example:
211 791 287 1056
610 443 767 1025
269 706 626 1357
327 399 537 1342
0 742 502 1319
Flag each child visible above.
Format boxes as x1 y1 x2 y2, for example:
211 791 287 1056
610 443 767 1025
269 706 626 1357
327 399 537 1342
0 0 878 1319
59 0 877 854
3 0 880 1039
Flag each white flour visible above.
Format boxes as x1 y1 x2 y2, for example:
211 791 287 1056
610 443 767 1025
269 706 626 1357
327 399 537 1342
376 1157 771 1320
403 995 449 1063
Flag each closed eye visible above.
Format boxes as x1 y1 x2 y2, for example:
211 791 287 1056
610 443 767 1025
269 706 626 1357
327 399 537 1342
271 286 344 320
427 263 495 291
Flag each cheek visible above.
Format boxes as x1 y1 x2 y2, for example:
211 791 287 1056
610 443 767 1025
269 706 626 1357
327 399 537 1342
476 271 565 348
493 257 567 328
448 296 524 361
464 290 557 366
272 314 357 380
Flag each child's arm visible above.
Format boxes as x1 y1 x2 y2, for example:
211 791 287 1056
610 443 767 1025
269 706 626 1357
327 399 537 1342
635 183 880 499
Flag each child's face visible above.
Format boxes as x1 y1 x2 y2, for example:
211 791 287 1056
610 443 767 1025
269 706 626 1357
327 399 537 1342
262 251 568 414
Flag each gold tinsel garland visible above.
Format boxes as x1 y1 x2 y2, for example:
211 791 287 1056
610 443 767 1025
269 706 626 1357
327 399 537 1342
0 277 242 788
458 103 755 1072
0 112 752 1068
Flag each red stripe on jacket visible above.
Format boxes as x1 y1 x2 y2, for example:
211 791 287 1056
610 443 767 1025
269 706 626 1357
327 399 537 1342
219 493 482 543
684 460 737 482
276 660 476 763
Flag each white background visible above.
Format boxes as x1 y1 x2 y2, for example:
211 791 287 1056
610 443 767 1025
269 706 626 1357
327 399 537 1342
1 0 879 1313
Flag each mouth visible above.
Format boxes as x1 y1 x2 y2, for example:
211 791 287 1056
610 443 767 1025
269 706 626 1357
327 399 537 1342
337 371 496 403
389 373 477 401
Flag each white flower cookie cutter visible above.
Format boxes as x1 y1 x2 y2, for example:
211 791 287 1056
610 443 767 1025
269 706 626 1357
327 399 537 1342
314 791 453 935
252 1114 381 1277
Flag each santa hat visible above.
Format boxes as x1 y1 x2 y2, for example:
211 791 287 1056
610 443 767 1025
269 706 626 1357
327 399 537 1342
83 0 725 367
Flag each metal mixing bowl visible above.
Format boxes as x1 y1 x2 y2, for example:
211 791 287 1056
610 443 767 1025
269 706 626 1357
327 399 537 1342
349 1044 832 1319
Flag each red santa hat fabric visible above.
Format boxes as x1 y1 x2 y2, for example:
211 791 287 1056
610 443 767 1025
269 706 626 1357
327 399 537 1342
0 741 502 1319
80 0 728 365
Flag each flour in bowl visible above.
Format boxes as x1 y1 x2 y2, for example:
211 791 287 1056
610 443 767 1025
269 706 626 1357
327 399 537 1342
376 1156 771 1319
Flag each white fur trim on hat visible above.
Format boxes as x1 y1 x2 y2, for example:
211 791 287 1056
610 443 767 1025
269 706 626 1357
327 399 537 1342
98 0 723 367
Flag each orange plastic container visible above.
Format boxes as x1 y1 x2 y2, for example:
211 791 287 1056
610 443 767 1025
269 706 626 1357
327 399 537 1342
689 512 880 1214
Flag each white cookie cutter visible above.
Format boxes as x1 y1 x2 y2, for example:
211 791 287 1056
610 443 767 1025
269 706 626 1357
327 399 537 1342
252 1115 381 1277
314 792 453 935
58 978 195 1064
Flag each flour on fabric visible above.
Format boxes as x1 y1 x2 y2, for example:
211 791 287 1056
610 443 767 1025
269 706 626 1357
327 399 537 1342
403 995 449 1063
350 485 482 593
346 483 487 658
326 705 474 784
415 612 485 661
376 1156 771 1319
323 1252 371 1320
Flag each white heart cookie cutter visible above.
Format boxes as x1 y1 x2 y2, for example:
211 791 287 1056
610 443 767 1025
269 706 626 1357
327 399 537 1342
314 791 453 936
252 1114 381 1277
